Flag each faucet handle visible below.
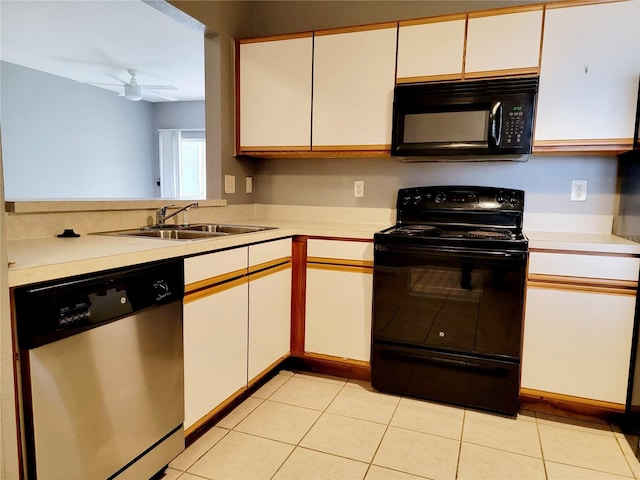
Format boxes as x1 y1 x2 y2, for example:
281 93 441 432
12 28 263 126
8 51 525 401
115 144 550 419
156 204 175 224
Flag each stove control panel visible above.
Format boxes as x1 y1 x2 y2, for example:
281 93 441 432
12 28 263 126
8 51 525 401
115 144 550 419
397 187 524 211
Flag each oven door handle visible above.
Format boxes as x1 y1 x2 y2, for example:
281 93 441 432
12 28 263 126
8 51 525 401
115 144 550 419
375 243 527 261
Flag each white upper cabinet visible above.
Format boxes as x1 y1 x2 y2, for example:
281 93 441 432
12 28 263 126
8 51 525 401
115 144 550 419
396 16 465 82
465 8 543 78
239 35 313 151
534 0 640 149
312 26 397 150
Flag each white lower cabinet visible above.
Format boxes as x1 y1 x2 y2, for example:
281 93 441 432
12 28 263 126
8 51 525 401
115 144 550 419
522 252 639 405
248 267 292 380
304 239 373 362
183 239 292 430
183 279 248 430
248 238 292 382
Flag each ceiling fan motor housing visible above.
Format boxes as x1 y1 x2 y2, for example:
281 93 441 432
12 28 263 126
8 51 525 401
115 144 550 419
124 83 142 101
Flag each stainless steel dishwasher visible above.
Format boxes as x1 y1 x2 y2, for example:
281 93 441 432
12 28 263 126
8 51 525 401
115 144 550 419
14 259 185 480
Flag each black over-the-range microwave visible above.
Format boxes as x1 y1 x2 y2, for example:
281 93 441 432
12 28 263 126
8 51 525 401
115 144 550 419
391 76 539 159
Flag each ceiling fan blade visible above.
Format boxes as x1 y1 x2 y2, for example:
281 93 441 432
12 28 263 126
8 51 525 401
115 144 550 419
106 74 130 85
78 81 122 87
147 90 178 101
139 85 178 90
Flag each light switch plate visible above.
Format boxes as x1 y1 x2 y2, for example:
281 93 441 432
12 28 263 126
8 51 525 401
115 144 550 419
224 174 236 194
246 176 253 194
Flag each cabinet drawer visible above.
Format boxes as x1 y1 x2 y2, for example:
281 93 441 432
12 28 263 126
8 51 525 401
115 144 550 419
184 247 248 286
529 252 640 281
249 238 292 268
307 239 373 262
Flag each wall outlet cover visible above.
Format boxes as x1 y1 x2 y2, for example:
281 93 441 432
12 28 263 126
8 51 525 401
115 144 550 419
571 180 587 201
224 174 236 194
245 176 253 194
354 180 364 198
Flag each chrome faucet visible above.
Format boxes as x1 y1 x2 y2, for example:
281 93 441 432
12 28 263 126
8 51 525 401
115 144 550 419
156 202 198 225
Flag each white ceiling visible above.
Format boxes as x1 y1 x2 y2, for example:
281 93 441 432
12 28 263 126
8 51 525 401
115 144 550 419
0 0 205 102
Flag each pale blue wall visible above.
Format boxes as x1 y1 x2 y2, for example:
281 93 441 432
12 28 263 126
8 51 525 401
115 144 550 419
0 61 157 199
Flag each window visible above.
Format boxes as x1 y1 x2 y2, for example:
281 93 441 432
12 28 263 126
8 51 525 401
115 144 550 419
158 129 206 199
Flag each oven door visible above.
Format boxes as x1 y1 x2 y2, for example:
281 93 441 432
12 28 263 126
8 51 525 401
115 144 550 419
373 243 527 360
372 243 527 415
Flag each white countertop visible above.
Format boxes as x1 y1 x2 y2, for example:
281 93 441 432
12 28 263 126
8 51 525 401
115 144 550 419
8 216 640 287
525 230 640 255
6 218 389 287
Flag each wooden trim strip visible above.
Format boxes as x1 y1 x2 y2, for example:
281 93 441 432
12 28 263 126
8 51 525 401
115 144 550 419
291 237 308 356
248 261 292 282
185 268 248 294
534 138 633 147
308 263 373 274
235 39 241 155
311 144 391 151
237 150 392 159
238 145 311 152
528 273 638 289
532 139 633 155
313 22 398 37
248 257 292 275
396 73 462 84
305 236 373 243
184 275 249 304
247 354 291 389
544 0 628 10
238 32 313 44
528 279 637 296
399 13 466 27
307 257 374 269
184 386 248 438
468 3 544 18
464 67 540 79
520 387 625 413
529 248 640 258
293 352 371 381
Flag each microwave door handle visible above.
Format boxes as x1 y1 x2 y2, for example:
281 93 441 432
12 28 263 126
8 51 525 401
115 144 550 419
490 101 502 147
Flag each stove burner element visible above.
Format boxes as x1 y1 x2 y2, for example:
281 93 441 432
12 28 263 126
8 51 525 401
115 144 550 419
395 225 440 237
467 229 513 239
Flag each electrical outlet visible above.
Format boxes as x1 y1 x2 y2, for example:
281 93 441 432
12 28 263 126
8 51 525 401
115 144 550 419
224 174 235 194
245 176 253 194
354 180 365 198
571 180 587 201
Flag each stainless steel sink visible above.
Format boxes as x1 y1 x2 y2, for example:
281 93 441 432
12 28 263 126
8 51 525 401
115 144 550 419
180 224 275 234
94 223 276 241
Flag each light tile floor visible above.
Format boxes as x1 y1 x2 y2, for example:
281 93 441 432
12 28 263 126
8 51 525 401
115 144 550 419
165 371 640 480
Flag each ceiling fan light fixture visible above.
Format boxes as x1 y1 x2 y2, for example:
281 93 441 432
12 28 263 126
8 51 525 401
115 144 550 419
124 83 142 101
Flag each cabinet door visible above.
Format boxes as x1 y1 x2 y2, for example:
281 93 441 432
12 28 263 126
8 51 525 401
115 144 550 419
312 26 397 150
183 280 249 430
248 266 292 381
465 8 542 78
239 36 313 151
305 267 373 361
522 286 635 405
534 1 640 146
397 16 465 82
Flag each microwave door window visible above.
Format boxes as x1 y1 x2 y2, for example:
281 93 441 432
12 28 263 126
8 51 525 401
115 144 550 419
403 111 489 146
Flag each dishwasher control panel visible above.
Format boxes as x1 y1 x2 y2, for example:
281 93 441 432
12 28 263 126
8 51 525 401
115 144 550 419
14 259 184 349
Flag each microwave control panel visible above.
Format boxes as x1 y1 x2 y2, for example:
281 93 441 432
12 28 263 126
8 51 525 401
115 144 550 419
502 102 531 147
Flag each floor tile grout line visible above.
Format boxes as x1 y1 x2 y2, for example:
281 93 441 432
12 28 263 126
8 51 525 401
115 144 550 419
364 392 403 479
454 408 466 480
613 433 640 480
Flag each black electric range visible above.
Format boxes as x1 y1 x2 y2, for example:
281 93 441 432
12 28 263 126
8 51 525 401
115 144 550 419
371 186 528 416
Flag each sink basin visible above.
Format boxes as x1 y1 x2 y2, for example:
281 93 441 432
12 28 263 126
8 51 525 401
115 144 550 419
94 223 276 241
181 224 276 234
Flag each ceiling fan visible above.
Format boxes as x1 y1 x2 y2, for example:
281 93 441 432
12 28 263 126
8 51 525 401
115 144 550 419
83 69 178 101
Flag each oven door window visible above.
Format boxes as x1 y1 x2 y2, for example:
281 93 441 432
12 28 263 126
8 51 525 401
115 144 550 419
373 246 526 359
